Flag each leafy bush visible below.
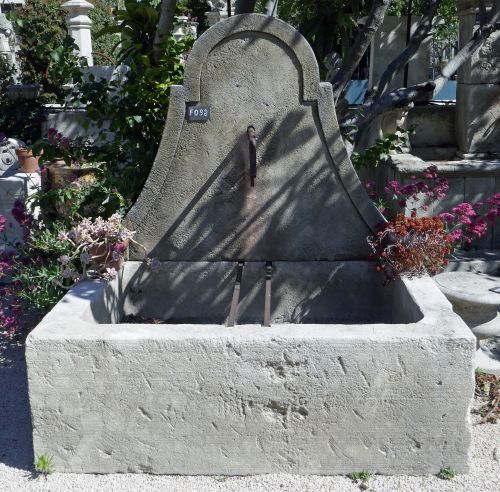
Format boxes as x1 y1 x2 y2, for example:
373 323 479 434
70 0 194 204
9 0 68 99
0 96 45 144
351 127 413 170
90 0 120 65
0 55 46 143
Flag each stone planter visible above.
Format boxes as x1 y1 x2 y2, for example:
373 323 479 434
45 165 97 190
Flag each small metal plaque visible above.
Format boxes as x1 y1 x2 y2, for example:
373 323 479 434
187 106 210 121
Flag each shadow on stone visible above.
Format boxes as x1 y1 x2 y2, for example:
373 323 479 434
0 339 34 471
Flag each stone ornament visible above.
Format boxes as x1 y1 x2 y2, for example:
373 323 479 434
0 137 26 175
127 14 383 262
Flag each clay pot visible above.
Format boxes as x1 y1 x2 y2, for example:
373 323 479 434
88 240 128 272
15 148 40 173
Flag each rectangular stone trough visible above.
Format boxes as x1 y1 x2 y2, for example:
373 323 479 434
26 261 475 475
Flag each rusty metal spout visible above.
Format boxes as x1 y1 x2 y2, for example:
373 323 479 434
247 125 257 186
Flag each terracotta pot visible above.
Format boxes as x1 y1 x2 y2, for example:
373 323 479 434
88 240 128 272
15 148 40 173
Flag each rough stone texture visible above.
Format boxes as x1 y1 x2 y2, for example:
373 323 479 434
26 262 475 475
369 16 431 92
112 261 421 325
457 1 500 85
456 1 500 158
438 254 500 374
0 138 23 176
406 105 457 161
456 83 500 158
127 14 383 261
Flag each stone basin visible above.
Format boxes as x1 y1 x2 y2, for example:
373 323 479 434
26 260 475 475
25 14 475 475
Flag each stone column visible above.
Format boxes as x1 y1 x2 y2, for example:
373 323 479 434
456 0 500 159
62 0 94 66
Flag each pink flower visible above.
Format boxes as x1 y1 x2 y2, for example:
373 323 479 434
448 229 463 242
422 165 438 180
452 203 476 217
0 214 6 233
468 219 487 238
439 212 455 224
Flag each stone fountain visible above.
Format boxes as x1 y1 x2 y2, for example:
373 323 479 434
26 14 475 475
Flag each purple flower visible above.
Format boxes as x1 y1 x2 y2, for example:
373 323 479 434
439 212 455 224
0 214 6 233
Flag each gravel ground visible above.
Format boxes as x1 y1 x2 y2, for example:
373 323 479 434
1 340 499 492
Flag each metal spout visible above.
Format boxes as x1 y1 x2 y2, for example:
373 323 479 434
247 125 257 186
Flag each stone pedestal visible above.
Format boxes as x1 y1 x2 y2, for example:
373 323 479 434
456 0 500 158
0 171 41 254
62 0 94 66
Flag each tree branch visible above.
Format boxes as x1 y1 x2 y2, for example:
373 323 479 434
368 0 440 102
330 0 392 103
152 0 177 66
343 11 500 140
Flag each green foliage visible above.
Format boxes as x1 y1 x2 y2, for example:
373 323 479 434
0 44 46 143
11 220 72 311
437 467 457 480
186 0 210 34
388 0 458 43
34 453 55 474
351 127 413 170
347 471 371 482
71 0 193 205
278 0 370 77
8 0 81 100
0 96 45 144
0 55 14 93
90 0 120 65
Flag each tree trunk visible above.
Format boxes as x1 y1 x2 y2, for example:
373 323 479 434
330 0 391 103
152 0 177 66
343 0 500 146
368 0 440 102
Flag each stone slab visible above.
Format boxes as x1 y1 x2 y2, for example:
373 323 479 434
25 261 475 475
127 14 383 262
434 271 500 306
456 83 500 157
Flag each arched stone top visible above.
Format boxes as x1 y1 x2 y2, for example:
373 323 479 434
183 13 321 102
127 14 384 262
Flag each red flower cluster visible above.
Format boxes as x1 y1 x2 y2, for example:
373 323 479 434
368 212 452 284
